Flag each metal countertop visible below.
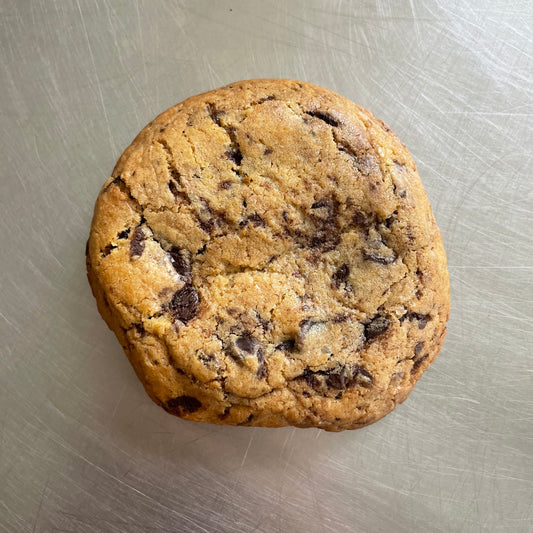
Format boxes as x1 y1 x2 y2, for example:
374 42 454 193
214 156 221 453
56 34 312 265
1 1 532 531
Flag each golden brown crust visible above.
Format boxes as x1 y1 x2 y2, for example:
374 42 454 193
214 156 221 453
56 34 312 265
87 79 450 431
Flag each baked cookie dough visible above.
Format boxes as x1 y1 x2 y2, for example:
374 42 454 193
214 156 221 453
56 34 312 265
86 79 450 431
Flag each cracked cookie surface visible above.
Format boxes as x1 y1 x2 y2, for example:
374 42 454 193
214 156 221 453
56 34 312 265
86 79 450 431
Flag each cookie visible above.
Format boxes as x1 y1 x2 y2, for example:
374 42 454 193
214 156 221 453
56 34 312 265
86 79 450 431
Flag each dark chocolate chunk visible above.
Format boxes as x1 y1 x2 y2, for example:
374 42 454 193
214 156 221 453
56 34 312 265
197 197 227 233
352 210 370 228
229 333 265 378
311 197 336 211
307 110 341 128
332 264 350 288
364 316 391 342
257 359 267 380
220 180 232 190
168 247 191 277
225 147 243 166
168 180 180 198
384 212 397 228
133 323 145 336
333 313 350 323
235 333 260 355
169 284 199 323
401 312 431 330
207 103 224 126
300 364 374 391
276 339 296 352
257 95 275 104
415 341 425 356
102 243 116 257
239 413 255 425
249 213 265 227
130 227 145 258
117 228 130 240
196 244 207 255
165 396 202 415
264 147 273 155
336 141 376 175
362 250 396 265
306 196 341 251
296 319 323 350
412 355 428 374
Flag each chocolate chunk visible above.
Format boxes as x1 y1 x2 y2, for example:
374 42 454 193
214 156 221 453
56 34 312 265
130 227 145 258
197 197 227 233
168 180 180 198
301 364 374 391
384 212 397 228
276 339 296 352
401 312 431 330
133 323 145 336
225 147 243 166
102 243 116 257
306 196 341 250
230 333 265 378
352 210 370 228
310 231 340 250
412 355 428 373
332 264 350 288
415 341 425 356
168 247 191 277
307 110 341 127
117 228 130 240
220 180 232 190
296 319 323 350
257 360 267 380
196 244 207 255
165 396 202 415
362 251 396 265
311 197 336 211
169 284 199 323
207 103 224 126
249 213 265 227
235 333 260 354
364 316 390 342
336 141 376 175
333 313 350 323
264 147 273 155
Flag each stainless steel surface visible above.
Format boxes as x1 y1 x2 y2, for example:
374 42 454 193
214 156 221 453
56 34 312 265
1 1 532 531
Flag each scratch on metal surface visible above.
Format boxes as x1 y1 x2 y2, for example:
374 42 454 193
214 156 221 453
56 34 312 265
74 0 116 154
240 427 256 468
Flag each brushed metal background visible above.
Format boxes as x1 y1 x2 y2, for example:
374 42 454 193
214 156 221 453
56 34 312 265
1 1 532 532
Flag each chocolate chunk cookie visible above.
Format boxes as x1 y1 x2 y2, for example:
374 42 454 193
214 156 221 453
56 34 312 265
86 79 450 431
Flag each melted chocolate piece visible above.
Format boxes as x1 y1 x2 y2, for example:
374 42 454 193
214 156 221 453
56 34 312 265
301 364 373 391
401 312 431 330
169 284 199 323
362 251 396 265
130 227 145 258
276 339 296 352
165 396 202 415
364 316 391 341
168 247 191 277
102 243 116 257
306 110 341 127
415 341 425 356
332 264 350 288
